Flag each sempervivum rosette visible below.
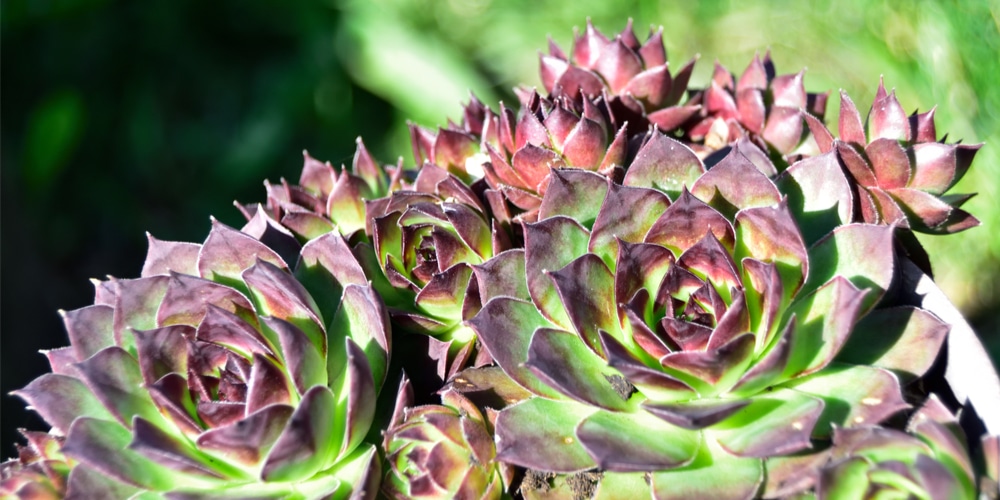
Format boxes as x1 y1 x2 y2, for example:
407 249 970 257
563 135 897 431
381 376 513 499
10 221 390 499
0 431 69 499
805 80 981 233
539 19 700 135
364 163 512 381
766 395 989 499
241 138 399 240
685 54 829 160
412 89 628 222
467 140 949 498
816 396 979 499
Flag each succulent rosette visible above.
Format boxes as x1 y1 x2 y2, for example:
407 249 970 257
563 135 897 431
10 220 390 499
363 162 512 380
240 138 399 241
381 376 512 499
412 89 628 222
805 80 981 233
539 19 700 136
817 395 979 499
1 431 70 499
685 54 829 160
766 395 987 499
467 140 949 498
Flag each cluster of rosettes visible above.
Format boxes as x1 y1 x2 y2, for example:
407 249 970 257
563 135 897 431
5 20 997 500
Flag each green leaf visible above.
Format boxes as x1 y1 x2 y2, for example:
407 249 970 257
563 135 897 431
494 398 597 473
650 436 763 500
577 409 701 472
800 224 895 313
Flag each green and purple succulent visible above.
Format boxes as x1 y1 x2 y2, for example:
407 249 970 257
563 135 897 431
8 221 390 499
467 146 950 497
805 80 981 234
6 18 998 500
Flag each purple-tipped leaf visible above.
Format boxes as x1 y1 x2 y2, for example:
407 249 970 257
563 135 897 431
468 297 563 399
494 398 597 473
260 385 339 482
785 363 908 437
142 234 200 277
577 409 700 472
622 133 705 199
525 328 632 411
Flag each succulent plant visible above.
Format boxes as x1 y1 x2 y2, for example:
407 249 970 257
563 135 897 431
381 376 512 499
805 80 981 234
363 169 511 381
9 220 390 499
538 19 700 136
0 431 70 499
7 16 996 500
239 138 399 241
685 54 829 159
467 146 949 497
767 395 983 499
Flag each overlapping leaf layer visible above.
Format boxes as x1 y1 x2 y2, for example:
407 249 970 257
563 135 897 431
4 19 994 500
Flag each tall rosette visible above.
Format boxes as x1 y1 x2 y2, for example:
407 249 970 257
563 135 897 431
686 53 829 160
805 79 981 233
10 220 390 499
539 19 700 136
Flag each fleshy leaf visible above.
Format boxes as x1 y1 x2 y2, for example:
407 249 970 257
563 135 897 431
837 306 948 382
494 398 597 473
326 284 390 392
801 223 895 313
734 200 808 297
538 169 610 227
525 328 631 411
589 183 671 267
73 346 166 429
524 216 591 330
783 276 867 377
713 388 824 458
243 259 325 354
645 189 735 254
61 418 191 491
198 219 287 286
546 254 619 351
61 305 115 361
642 399 750 430
690 148 781 215
142 234 200 277
472 249 529 303
650 436 763 500
623 133 705 199
577 409 700 472
785 363 908 437
468 297 562 399
12 374 115 433
196 404 294 466
260 385 339 482
775 150 852 245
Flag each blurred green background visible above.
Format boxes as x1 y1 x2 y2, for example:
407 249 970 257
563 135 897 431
2 0 998 456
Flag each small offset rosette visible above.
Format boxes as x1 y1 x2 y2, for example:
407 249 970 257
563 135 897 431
240 137 400 241
805 79 981 234
12 221 390 499
777 395 983 499
365 174 510 382
539 19 700 136
381 376 512 499
686 53 829 159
